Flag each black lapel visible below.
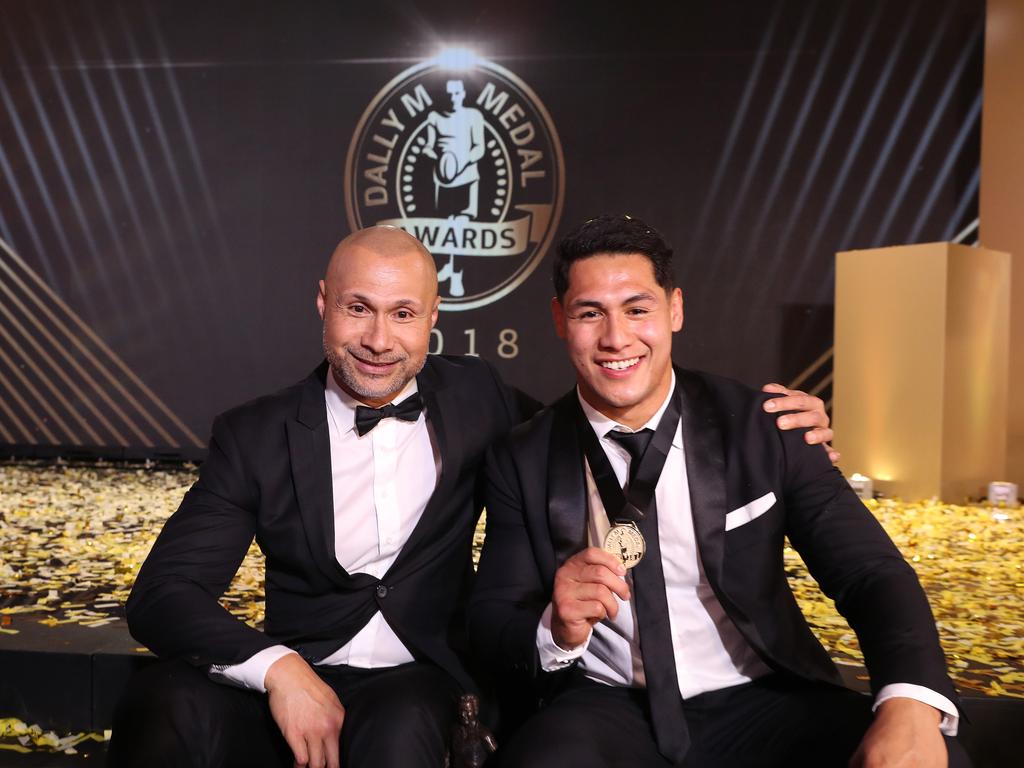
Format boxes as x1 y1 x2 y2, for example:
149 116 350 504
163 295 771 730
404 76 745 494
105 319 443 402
390 357 461 565
286 362 349 583
546 391 589 573
677 368 728 587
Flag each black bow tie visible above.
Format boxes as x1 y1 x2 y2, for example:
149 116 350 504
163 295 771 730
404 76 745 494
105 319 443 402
354 393 424 436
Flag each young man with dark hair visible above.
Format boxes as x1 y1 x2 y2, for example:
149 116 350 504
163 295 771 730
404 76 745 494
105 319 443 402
470 214 968 767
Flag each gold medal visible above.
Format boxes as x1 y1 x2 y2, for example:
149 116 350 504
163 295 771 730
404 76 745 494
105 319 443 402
603 521 645 568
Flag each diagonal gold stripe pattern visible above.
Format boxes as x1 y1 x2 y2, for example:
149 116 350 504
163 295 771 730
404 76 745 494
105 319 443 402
0 243 170 444
808 371 833 398
0 317 101 443
0 411 16 444
787 346 834 392
0 361 51 444
0 296 125 448
0 338 76 444
0 236 203 449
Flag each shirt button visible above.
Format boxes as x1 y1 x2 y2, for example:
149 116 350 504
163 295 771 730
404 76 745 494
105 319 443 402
376 584 389 599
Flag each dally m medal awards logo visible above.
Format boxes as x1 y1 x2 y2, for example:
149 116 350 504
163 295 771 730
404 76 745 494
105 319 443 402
345 54 565 311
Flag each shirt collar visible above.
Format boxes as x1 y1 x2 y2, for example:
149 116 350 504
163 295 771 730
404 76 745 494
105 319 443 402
577 370 682 449
324 369 420 436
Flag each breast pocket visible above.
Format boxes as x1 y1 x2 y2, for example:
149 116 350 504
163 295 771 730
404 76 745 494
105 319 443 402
723 491 778 552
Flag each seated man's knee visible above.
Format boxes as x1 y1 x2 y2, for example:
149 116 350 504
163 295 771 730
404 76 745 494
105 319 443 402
339 667 460 767
366 679 455 745
495 708 607 768
109 661 204 764
110 659 263 766
115 661 207 733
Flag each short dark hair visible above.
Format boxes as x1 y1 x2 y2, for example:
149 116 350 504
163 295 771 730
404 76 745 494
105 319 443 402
553 214 675 301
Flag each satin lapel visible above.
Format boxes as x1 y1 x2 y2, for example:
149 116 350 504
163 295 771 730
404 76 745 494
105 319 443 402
677 369 728 588
394 364 461 563
546 392 588 574
287 364 348 583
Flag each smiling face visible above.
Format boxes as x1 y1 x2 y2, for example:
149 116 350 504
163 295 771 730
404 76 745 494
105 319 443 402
552 252 683 428
316 228 439 407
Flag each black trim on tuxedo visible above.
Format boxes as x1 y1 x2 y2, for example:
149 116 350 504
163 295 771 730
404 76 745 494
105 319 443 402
546 391 587 574
288 364 339 585
677 369 728 589
676 368 771 663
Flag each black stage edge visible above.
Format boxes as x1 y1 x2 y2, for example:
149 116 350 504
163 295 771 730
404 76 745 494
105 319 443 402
0 618 153 732
1 444 206 464
1 623 1021 766
2 626 1024 765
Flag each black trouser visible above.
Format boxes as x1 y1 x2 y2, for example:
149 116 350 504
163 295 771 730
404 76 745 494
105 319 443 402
107 658 461 768
496 674 971 768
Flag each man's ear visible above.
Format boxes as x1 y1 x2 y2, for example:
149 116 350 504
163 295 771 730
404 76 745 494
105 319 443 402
430 295 440 329
316 280 327 320
670 287 684 332
551 296 567 339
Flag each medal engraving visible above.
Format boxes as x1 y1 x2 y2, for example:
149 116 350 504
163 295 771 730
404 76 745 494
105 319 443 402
603 522 645 568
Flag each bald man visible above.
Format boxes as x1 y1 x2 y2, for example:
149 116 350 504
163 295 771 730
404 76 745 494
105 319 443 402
111 227 535 768
110 227 835 768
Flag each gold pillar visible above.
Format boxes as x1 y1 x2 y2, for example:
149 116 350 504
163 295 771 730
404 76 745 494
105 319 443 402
834 243 1010 501
981 0 1024 484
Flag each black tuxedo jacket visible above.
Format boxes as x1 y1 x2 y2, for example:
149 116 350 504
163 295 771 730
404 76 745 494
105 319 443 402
469 368 956 703
127 355 531 692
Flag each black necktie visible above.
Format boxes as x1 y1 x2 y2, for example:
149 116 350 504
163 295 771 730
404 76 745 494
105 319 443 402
607 429 654 487
607 428 690 763
354 393 423 436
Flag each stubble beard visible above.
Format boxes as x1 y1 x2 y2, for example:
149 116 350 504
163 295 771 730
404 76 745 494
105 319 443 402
323 336 424 403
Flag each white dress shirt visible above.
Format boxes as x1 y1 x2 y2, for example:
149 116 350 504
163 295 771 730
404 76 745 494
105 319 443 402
536 374 958 734
211 371 440 691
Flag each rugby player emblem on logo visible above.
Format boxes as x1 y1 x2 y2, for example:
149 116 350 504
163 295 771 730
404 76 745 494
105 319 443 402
345 52 565 311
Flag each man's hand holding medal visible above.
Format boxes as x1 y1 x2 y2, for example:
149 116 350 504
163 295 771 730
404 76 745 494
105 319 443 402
550 546 631 651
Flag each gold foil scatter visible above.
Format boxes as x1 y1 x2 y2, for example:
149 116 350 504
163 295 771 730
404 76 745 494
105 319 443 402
784 497 1024 699
0 463 265 632
0 717 109 755
0 464 1021 704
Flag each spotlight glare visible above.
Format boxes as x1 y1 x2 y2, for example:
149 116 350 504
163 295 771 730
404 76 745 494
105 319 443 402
433 47 481 71
848 473 874 501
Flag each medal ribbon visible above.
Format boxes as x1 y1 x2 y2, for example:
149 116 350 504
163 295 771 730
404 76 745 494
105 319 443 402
573 381 682 523
574 382 692 761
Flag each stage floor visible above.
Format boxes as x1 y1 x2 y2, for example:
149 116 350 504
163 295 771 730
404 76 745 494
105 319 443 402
1 461 1022 757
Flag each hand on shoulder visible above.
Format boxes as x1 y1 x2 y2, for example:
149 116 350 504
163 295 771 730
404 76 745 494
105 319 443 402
761 383 840 464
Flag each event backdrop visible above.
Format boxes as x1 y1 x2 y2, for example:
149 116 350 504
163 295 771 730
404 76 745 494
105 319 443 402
0 0 984 456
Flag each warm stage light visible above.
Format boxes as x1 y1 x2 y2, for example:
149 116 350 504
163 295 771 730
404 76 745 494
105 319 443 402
987 481 1020 508
848 473 874 501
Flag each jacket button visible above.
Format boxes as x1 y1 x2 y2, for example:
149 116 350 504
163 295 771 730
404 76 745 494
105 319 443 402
376 584 389 599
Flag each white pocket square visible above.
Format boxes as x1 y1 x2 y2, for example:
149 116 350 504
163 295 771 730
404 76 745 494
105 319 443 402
724 491 777 532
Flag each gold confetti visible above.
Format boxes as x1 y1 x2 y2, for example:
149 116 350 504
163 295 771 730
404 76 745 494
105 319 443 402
0 463 266 633
0 463 1021 717
784 497 1024 699
0 717 108 755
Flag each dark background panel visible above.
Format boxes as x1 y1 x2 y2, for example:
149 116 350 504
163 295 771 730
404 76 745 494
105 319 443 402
0 0 983 451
